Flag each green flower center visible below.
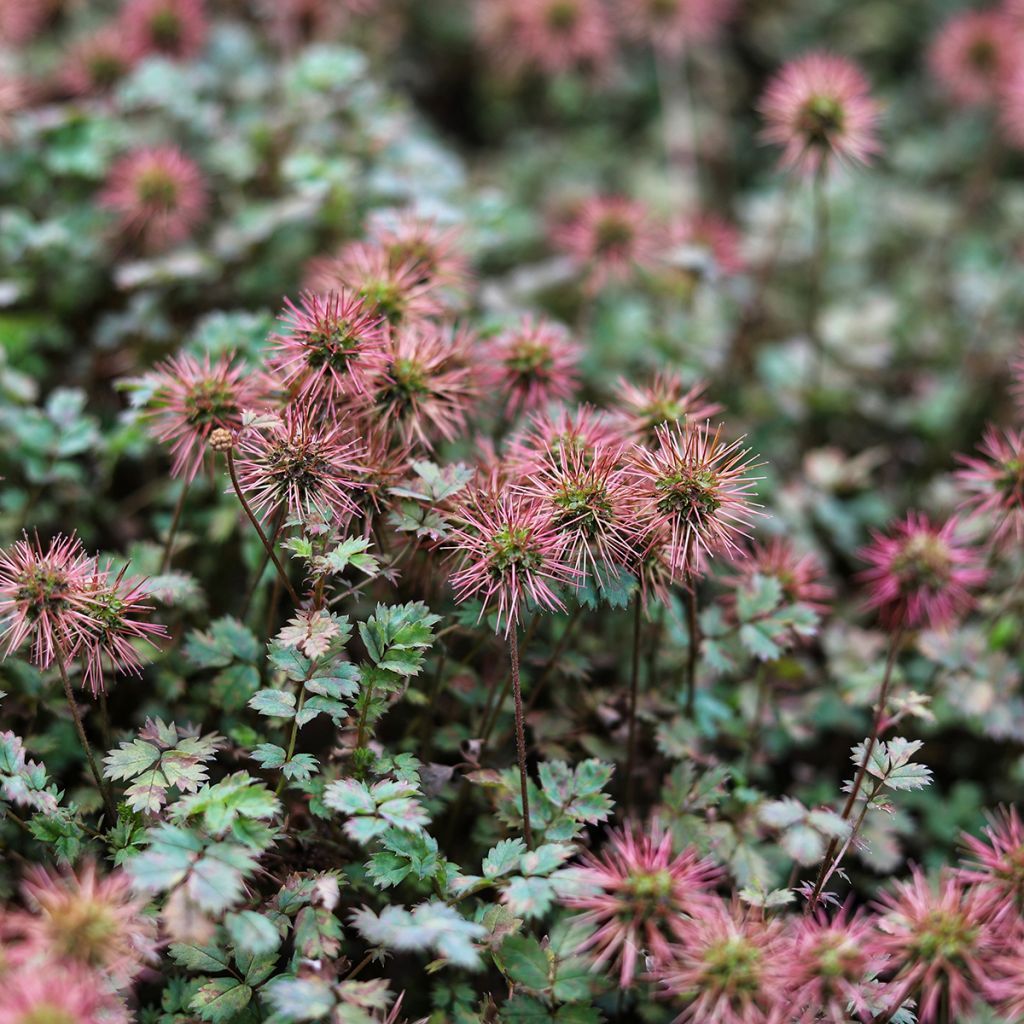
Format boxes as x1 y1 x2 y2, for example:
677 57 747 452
968 39 997 73
149 8 184 49
358 281 405 325
136 168 180 209
507 342 553 380
488 525 543 578
701 936 762 994
910 909 976 963
892 534 952 593
184 380 238 426
546 0 581 31
594 216 634 255
16 568 73 618
656 469 721 520
18 1007 79 1024
87 52 126 88
552 482 612 535
797 95 845 147
306 323 361 370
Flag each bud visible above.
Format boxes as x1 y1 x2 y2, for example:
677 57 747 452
208 427 234 452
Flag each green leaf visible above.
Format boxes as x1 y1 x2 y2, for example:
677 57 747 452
248 689 296 719
501 934 550 991
266 977 335 1021
103 739 160 780
483 838 525 879
189 978 253 1023
225 910 281 956
168 942 231 973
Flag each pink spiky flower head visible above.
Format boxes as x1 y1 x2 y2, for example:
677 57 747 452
506 404 623 473
630 420 764 579
552 196 661 291
518 442 641 585
267 290 389 410
759 52 882 176
959 806 1024 912
615 371 722 445
63 28 140 97
371 322 477 450
0 961 116 1024
100 146 207 251
858 513 987 630
729 536 832 615
306 242 444 328
232 405 366 527
782 908 881 1024
121 0 207 60
955 425 1024 546
562 821 720 987
929 11 1014 108
870 868 1004 1024
447 491 582 635
21 861 157 990
0 534 97 673
483 316 580 420
665 212 745 279
141 351 267 482
617 0 737 55
77 562 167 697
367 211 471 294
653 900 788 1024
475 0 614 79
0 0 52 45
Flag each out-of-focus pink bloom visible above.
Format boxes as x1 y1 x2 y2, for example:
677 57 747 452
518 443 641 583
260 0 350 47
100 146 207 251
77 563 167 696
998 65 1024 147
306 242 444 327
562 821 720 987
506 404 623 473
760 52 882 175
233 405 366 526
0 534 97 673
0 0 51 45
665 212 745 277
552 196 661 290
0 75 24 141
870 868 1005 1023
352 426 414 528
371 322 477 449
629 420 764 578
0 961 117 1024
654 900 788 1024
929 11 1014 107
858 513 987 630
633 528 676 610
63 28 140 96
475 0 614 78
268 291 389 410
447 491 581 634
367 212 472 295
616 0 737 55
141 351 267 482
483 316 580 419
783 908 882 1024
955 425 1024 544
615 372 721 445
121 0 207 60
21 861 157 990
959 806 1024 911
728 536 832 614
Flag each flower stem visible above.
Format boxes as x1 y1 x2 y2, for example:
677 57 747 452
55 651 117 822
225 450 301 607
509 628 533 850
160 478 191 574
808 162 830 383
684 575 700 718
807 625 905 909
624 595 643 818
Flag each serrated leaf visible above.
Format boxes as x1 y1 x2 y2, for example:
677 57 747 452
190 978 253 1023
248 689 296 719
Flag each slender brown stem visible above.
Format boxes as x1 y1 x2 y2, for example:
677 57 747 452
240 507 287 620
684 576 700 718
624 595 643 818
275 684 308 798
807 626 905 909
55 652 117 821
160 479 191 574
98 690 113 751
225 451 301 607
808 162 830 385
479 616 538 743
509 628 533 850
